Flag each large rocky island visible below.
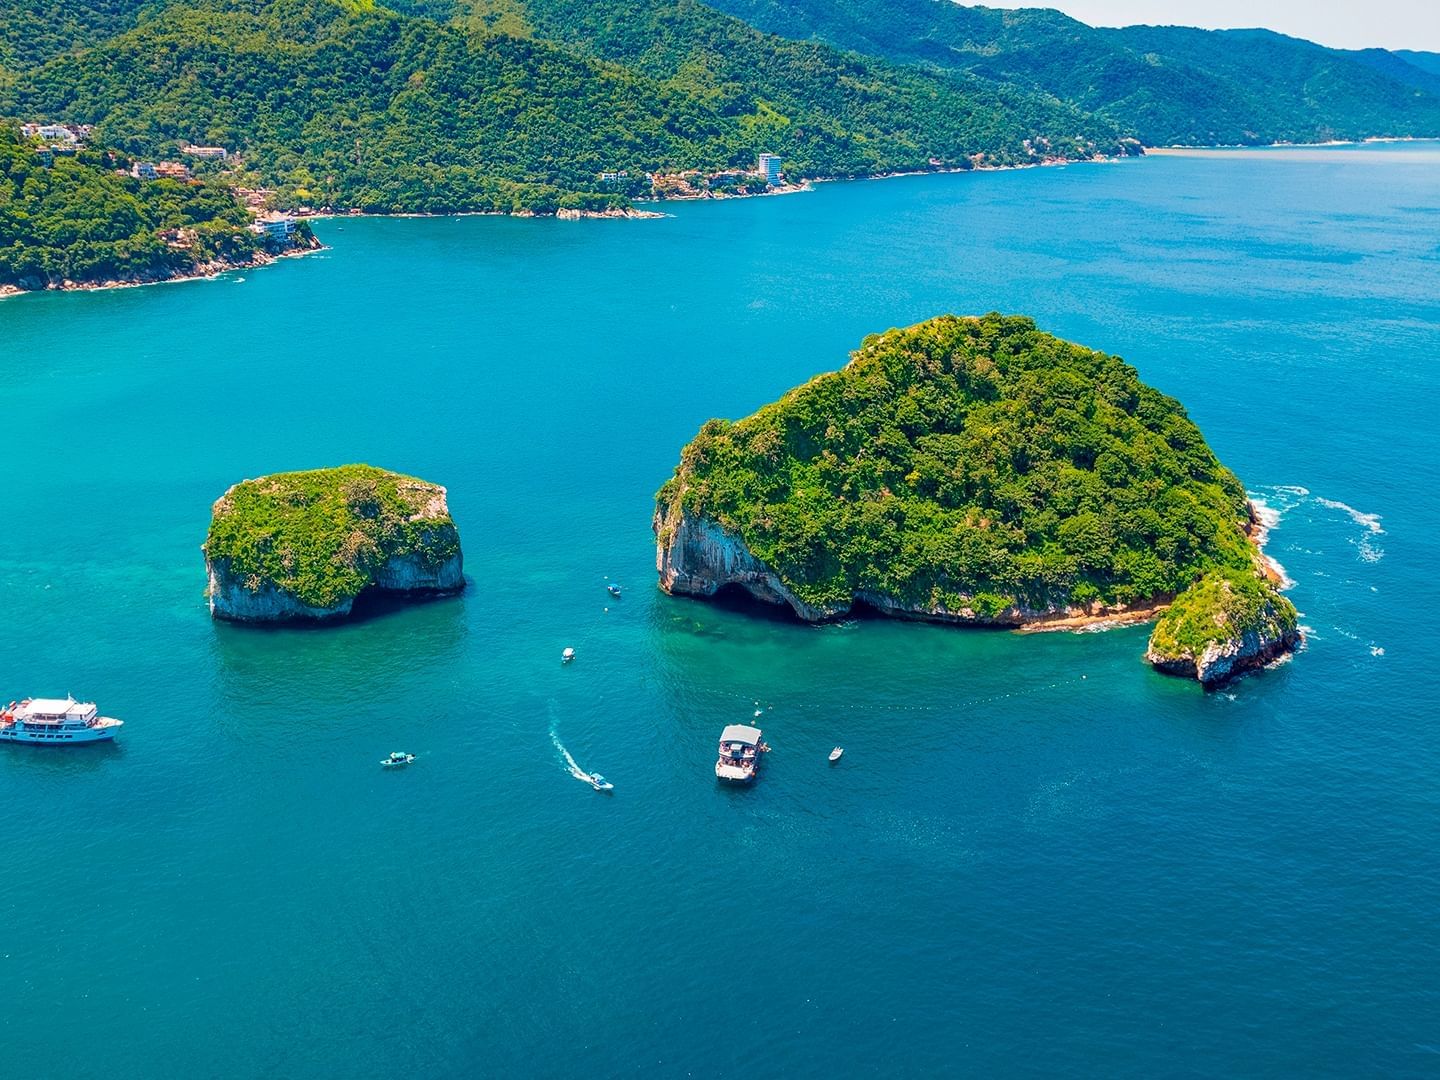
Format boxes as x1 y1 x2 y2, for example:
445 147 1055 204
655 313 1298 686
204 465 463 623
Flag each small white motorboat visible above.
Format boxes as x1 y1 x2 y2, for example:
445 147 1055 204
589 772 614 793
382 751 415 769
562 647 576 664
828 747 844 763
607 584 622 598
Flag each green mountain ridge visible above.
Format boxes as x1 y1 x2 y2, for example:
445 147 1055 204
1 0 1122 215
700 0 1440 144
4 0 1437 289
1396 51 1440 79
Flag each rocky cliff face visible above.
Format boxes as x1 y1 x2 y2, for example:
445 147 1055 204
654 505 1162 628
204 465 464 624
207 547 464 622
1144 569 1300 687
656 509 827 618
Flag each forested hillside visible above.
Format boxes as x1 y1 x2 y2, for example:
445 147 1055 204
3 0 1436 225
0 0 147 70
703 0 1440 145
0 123 261 289
656 313 1257 616
0 0 1121 214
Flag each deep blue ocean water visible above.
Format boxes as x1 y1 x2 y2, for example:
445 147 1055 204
2 141 1439 1078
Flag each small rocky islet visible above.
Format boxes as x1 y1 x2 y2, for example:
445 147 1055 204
654 313 1299 686
203 464 463 623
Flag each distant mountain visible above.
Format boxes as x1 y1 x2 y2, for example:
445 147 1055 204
2 0 1122 213
700 0 1440 144
1341 49 1440 98
5 0 1435 220
1396 51 1440 78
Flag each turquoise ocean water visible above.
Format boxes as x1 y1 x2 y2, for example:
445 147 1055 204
2 142 1438 1077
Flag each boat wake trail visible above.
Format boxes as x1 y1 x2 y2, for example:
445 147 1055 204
549 726 595 785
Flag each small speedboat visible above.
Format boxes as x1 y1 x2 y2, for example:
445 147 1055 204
562 647 576 664
589 772 614 793
828 747 844 763
382 751 415 768
607 584 622 598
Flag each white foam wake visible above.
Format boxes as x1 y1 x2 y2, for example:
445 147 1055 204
1314 497 1385 562
550 727 596 784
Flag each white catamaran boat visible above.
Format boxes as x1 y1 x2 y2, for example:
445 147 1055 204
1 697 123 744
716 724 764 784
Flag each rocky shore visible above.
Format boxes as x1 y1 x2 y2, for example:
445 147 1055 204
657 500 1300 682
654 508 1169 629
0 238 322 300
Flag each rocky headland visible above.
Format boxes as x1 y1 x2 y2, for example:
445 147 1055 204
204 465 463 623
0 234 323 299
1144 568 1300 686
654 313 1299 684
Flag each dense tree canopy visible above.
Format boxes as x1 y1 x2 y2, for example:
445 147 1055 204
204 464 461 610
0 123 259 288
658 314 1257 615
0 0 1123 214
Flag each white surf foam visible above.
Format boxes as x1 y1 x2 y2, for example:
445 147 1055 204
1246 495 1295 588
1315 497 1385 535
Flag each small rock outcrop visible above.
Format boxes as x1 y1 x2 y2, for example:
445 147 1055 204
204 464 463 623
1145 569 1300 686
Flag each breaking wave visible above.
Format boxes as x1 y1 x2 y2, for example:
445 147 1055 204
1314 497 1385 535
1314 496 1386 562
1252 485 1386 565
1246 494 1294 587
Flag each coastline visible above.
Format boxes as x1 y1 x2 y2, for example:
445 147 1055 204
1020 496 1286 634
1 153 1122 300
305 205 666 222
1150 136 1434 151
0 242 324 301
19 137 1413 302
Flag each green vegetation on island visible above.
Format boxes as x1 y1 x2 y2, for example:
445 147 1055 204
1146 567 1300 685
204 464 463 620
656 314 1258 619
0 122 271 290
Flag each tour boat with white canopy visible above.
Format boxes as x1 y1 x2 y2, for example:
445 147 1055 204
716 724 764 783
1 696 123 744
